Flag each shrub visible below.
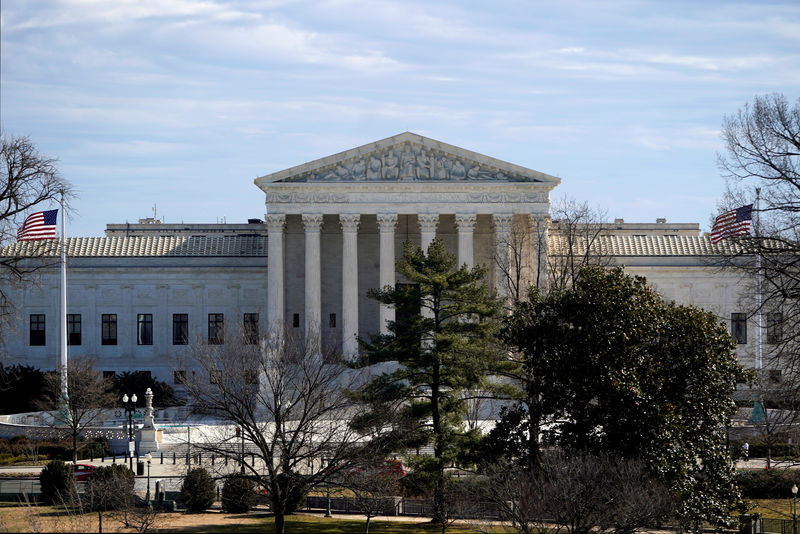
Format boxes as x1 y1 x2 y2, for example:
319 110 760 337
180 468 216 512
736 469 800 499
221 474 256 513
39 459 75 504
86 464 135 511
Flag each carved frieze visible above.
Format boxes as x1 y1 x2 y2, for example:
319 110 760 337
277 143 539 183
265 190 548 205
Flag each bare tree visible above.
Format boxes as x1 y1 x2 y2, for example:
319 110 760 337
474 451 673 534
337 455 404 534
546 197 612 290
717 94 800 443
0 133 73 350
42 356 115 463
176 325 372 534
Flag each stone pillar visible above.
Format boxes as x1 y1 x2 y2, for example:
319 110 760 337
493 213 514 300
266 214 286 332
340 214 360 359
455 213 477 269
418 213 439 252
302 214 323 353
377 213 398 335
532 215 549 290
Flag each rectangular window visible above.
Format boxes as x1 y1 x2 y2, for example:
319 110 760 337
767 312 783 345
137 314 153 345
769 369 782 384
173 314 188 345
174 370 187 385
243 313 259 344
208 313 224 345
329 313 336 328
30 314 45 346
102 314 117 345
292 313 300 328
731 313 747 345
67 314 81 346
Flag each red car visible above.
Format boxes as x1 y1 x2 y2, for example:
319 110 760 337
73 463 96 481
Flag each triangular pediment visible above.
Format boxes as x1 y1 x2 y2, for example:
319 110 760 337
255 132 560 185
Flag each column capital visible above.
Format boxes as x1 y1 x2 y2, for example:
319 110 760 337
301 213 324 231
455 213 477 230
493 213 514 232
265 213 286 231
340 213 361 232
418 213 440 233
377 213 398 231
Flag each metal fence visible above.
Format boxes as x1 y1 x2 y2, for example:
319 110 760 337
760 517 795 534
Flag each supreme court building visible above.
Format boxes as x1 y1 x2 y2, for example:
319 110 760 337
1 133 763 386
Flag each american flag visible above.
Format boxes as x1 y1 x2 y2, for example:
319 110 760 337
711 204 752 244
17 209 58 241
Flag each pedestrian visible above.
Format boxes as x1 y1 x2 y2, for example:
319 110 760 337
742 441 749 462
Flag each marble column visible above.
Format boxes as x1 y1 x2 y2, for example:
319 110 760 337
302 214 323 353
377 213 398 335
493 213 514 300
266 214 286 332
340 214 360 359
455 213 477 269
418 213 439 252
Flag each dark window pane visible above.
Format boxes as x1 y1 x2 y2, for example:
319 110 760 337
243 313 259 344
731 313 747 345
767 312 783 345
102 314 117 345
208 313 224 344
174 370 186 385
329 313 336 328
67 314 81 346
292 313 300 328
137 314 153 345
30 314 45 346
173 314 188 345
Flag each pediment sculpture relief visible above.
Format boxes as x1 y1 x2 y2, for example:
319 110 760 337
280 144 536 183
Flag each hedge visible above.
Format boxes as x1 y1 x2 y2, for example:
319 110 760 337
737 469 800 499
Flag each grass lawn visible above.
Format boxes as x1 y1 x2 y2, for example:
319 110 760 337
748 499 796 519
0 503 491 533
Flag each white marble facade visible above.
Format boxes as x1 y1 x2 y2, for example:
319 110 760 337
254 132 558 358
0 132 758 386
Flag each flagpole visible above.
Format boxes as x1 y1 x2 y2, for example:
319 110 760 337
59 191 70 424
755 188 762 372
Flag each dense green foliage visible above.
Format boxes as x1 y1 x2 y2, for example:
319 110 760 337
736 469 800 499
111 371 181 407
0 365 45 414
353 239 503 524
85 464 135 511
38 459 75 504
500 266 748 529
180 468 217 512
222 474 256 513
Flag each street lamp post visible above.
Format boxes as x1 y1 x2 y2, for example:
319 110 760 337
145 452 152 507
324 458 332 518
236 427 245 474
792 484 797 534
122 393 138 473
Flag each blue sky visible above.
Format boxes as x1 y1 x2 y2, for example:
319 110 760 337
2 0 798 236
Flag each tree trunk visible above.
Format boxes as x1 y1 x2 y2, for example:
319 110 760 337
72 432 78 463
431 362 446 526
274 509 285 534
364 514 371 534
